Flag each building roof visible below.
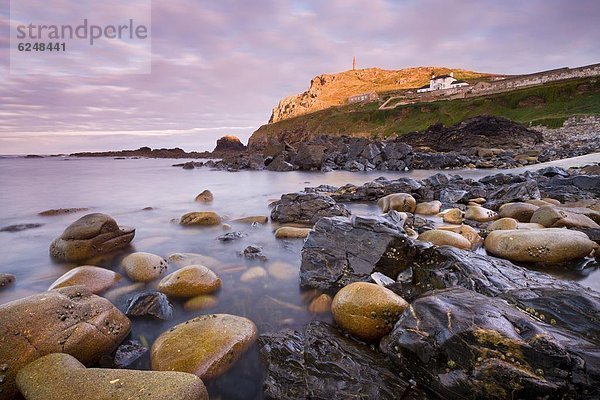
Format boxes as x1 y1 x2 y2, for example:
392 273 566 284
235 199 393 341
432 74 452 80
451 80 467 84
419 84 430 89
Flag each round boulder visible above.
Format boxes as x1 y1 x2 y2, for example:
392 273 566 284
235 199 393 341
122 252 168 282
49 213 135 262
418 229 472 250
151 314 257 379
485 228 595 263
498 202 539 222
440 208 464 224
274 227 312 239
464 206 498 222
437 225 482 246
377 193 416 213
158 265 221 298
331 282 408 341
48 266 121 294
180 212 222 226
414 200 442 215
195 190 214 202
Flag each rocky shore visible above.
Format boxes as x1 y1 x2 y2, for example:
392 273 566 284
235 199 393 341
175 115 599 172
1 161 599 399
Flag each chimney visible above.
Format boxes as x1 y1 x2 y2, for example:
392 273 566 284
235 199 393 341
450 71 454 77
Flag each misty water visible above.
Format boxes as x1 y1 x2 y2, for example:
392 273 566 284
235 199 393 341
0 153 599 399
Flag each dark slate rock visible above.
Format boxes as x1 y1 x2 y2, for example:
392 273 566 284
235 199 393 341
300 211 406 292
218 231 247 241
438 189 467 204
0 273 16 289
484 179 540 210
113 339 148 368
549 175 600 196
538 166 569 178
380 288 600 400
125 292 173 320
259 321 426 400
267 155 296 172
270 193 350 224
242 245 267 261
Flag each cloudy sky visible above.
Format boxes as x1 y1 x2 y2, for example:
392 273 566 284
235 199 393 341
0 0 599 154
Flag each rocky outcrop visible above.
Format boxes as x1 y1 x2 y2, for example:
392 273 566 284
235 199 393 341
270 193 350 224
259 321 427 400
0 286 131 400
213 135 246 152
380 287 600 399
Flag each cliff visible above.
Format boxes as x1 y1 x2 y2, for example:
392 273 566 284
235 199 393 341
268 67 489 123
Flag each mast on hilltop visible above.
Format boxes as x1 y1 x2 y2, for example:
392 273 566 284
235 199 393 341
353 56 356 70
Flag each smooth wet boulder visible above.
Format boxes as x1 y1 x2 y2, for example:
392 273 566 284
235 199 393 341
440 208 463 224
530 205 600 229
49 213 135 262
418 229 472 249
233 215 269 224
488 217 520 231
377 193 416 213
194 190 214 202
48 266 121 294
414 200 441 215
498 202 539 222
437 224 482 246
270 193 350 224
151 314 257 380
16 353 207 400
380 287 600 400
180 211 222 226
332 282 408 341
240 266 268 282
274 226 312 239
300 211 406 291
259 321 426 400
0 286 131 400
158 265 221 298
464 205 498 222
125 292 173 320
121 252 168 282
485 228 595 263
308 293 333 314
183 295 218 312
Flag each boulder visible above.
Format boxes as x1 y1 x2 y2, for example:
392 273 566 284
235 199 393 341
308 293 332 314
16 353 207 400
488 217 520 231
331 282 408 341
179 212 222 226
414 200 442 215
259 321 426 400
240 267 268 282
270 193 350 224
121 252 168 282
0 286 131 399
464 206 499 222
418 229 472 249
437 225 482 246
232 215 269 224
112 339 148 368
183 295 218 312
266 154 296 171
213 135 246 152
485 228 595 263
49 213 135 262
377 193 416 213
300 212 406 291
484 179 540 210
0 223 43 232
151 314 257 379
292 143 327 170
0 273 16 289
242 245 267 261
498 202 539 222
194 190 214 202
440 208 464 224
274 226 312 239
380 287 600 399
38 208 89 216
158 265 221 298
48 266 121 294
530 205 600 229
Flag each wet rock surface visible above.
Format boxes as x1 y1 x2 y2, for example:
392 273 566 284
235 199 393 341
0 273 16 289
270 193 350 224
380 287 600 400
0 286 131 399
48 265 121 294
49 213 135 262
0 223 43 232
125 291 174 320
259 321 426 400
112 339 148 368
16 353 208 400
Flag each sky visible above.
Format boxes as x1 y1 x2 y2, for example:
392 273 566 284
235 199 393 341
0 0 599 154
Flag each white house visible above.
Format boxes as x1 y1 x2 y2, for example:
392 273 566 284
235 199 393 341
417 72 469 93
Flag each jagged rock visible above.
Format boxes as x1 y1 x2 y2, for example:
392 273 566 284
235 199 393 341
125 292 173 320
266 155 295 171
331 177 422 202
113 339 148 368
438 189 467 204
0 273 15 289
242 245 267 261
538 166 569 177
300 211 406 291
270 193 350 224
218 231 247 241
259 321 426 400
49 213 135 262
292 143 327 170
16 353 207 400
484 179 541 209
0 286 131 399
380 287 600 400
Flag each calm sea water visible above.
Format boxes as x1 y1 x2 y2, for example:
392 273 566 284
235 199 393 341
0 153 599 399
